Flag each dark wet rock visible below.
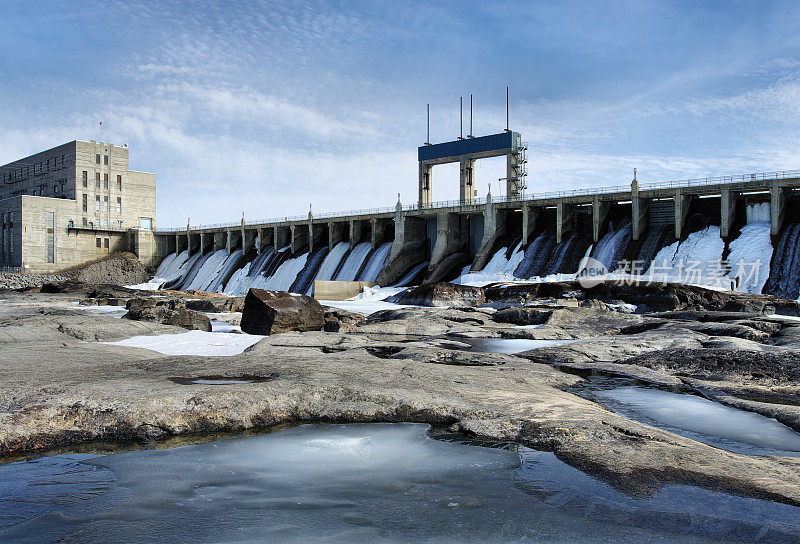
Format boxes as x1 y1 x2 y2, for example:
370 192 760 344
124 297 211 332
185 296 245 313
388 282 485 307
492 307 552 326
482 280 800 314
621 348 800 387
322 306 366 332
240 288 324 335
387 346 519 366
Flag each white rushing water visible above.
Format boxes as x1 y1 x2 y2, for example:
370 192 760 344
746 201 770 223
334 242 372 281
129 249 191 290
648 226 726 286
727 221 772 293
303 242 350 295
358 242 392 282
222 261 252 295
183 249 232 292
453 242 524 285
253 251 309 292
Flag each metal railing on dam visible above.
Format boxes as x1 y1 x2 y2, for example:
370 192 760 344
154 169 800 233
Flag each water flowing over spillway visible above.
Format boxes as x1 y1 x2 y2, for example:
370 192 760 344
148 202 787 297
514 232 557 279
253 251 309 292
765 223 800 298
289 246 328 295
357 242 392 282
591 222 631 272
334 242 372 281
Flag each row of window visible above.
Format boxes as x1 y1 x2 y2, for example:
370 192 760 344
1 154 70 183
96 154 109 165
96 237 110 249
81 171 122 191
82 218 123 229
81 194 122 214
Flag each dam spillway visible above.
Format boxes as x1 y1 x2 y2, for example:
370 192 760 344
148 170 800 298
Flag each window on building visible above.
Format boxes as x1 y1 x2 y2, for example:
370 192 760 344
103 195 109 211
103 173 108 189
104 238 109 248
82 217 88 227
103 219 109 228
117 175 122 191
96 237 101 248
116 197 122 214
116 220 123 228
104 155 109 165
95 172 100 189
46 212 55 264
82 171 88 187
53 184 58 195
95 195 101 212
96 154 101 164
82 194 87 212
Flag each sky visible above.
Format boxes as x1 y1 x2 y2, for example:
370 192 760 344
2 0 800 227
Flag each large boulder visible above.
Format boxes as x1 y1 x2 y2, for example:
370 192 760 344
124 297 211 331
185 296 246 313
388 282 486 307
240 289 324 335
322 306 366 332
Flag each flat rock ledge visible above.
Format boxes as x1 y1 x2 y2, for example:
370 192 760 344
2 290 800 509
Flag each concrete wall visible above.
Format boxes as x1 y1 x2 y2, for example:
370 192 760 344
313 280 376 301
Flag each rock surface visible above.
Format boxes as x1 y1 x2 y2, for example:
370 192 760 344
240 288 324 335
124 297 212 331
2 286 800 510
388 282 485 307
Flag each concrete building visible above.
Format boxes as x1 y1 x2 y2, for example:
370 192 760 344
0 141 156 273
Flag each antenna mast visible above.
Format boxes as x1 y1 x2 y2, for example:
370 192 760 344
426 104 430 145
469 94 473 138
505 86 510 132
459 97 463 139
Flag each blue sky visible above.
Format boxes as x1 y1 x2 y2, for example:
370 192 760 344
2 1 800 227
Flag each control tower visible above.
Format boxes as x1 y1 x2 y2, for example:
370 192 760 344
418 131 527 207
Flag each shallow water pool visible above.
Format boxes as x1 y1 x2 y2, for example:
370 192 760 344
1 423 798 543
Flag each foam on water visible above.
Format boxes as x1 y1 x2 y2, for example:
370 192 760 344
727 222 772 293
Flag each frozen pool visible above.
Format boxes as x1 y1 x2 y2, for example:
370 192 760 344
1 423 798 543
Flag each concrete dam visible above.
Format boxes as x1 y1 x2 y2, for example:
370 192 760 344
147 132 800 299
